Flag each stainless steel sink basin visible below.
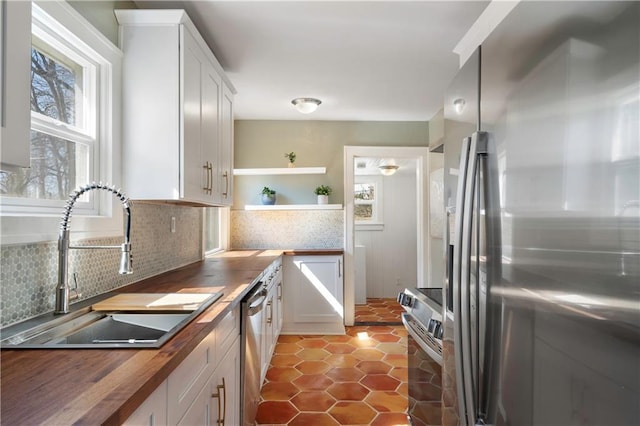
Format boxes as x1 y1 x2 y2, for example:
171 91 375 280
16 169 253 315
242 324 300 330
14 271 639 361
0 292 222 349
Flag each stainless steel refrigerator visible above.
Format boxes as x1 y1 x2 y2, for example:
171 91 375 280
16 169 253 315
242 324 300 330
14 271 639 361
442 2 639 425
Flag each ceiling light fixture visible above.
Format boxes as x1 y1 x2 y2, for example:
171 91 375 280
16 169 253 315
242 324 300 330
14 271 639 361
291 97 322 114
378 165 399 176
453 98 466 115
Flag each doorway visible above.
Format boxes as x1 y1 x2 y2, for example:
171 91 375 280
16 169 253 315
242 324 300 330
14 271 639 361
343 146 430 326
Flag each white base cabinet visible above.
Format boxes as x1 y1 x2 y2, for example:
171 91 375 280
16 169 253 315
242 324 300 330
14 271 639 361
124 307 240 425
282 255 345 335
261 259 283 382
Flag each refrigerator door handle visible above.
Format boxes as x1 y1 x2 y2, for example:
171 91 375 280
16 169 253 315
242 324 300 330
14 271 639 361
453 136 472 424
461 133 482 426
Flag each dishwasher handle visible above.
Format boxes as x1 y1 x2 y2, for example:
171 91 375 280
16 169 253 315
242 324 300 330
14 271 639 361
246 286 267 316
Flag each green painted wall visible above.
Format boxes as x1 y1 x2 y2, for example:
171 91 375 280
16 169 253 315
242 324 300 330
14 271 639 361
233 120 429 208
68 0 136 46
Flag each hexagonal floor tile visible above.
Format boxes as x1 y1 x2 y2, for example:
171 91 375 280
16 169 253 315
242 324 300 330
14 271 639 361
275 342 301 354
293 374 334 390
289 412 339 426
353 348 385 361
325 367 365 382
357 360 392 374
376 342 407 354
365 391 408 412
327 382 370 401
371 412 411 425
325 354 360 368
329 401 377 424
383 353 408 368
265 366 302 382
297 348 331 360
390 367 408 382
291 391 336 412
297 339 327 349
255 401 298 424
371 333 401 343
260 382 300 400
295 360 331 375
270 353 302 368
322 334 353 343
360 374 401 391
325 343 356 354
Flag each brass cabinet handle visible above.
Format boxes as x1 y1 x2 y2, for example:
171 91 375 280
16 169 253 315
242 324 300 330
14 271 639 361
203 161 213 194
277 282 282 301
222 171 229 198
211 377 226 425
219 377 226 426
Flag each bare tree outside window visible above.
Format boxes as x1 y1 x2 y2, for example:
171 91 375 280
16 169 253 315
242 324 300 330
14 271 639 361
0 46 85 200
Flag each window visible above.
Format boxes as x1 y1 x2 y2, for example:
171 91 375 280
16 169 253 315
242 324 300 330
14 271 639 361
204 207 222 254
0 1 122 244
0 2 114 216
354 175 384 230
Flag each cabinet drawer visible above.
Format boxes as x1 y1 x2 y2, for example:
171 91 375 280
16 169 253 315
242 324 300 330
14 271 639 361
215 307 239 363
167 331 216 424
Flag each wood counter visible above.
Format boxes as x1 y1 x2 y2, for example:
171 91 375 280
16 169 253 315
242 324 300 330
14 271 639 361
0 249 284 426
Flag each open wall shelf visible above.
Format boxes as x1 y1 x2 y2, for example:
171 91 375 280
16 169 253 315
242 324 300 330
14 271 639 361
233 167 326 176
244 204 342 211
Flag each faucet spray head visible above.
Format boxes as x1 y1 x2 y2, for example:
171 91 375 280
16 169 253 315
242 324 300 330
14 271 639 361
119 243 133 275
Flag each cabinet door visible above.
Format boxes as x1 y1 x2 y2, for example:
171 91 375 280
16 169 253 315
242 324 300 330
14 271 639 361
202 61 221 204
217 83 234 205
123 380 168 426
181 26 206 203
211 336 241 426
287 255 344 323
261 288 275 382
0 0 31 170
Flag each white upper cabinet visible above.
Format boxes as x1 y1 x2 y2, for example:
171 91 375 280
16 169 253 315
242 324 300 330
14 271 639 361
0 1 32 171
115 10 235 206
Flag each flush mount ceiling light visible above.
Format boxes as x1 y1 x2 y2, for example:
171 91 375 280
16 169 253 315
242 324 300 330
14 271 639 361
291 97 322 114
379 165 399 176
453 98 466 115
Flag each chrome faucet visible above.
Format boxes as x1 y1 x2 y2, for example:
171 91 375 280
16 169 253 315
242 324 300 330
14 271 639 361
55 183 133 314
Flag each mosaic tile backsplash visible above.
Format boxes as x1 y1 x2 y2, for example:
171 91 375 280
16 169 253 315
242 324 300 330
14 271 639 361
231 210 344 249
0 203 202 327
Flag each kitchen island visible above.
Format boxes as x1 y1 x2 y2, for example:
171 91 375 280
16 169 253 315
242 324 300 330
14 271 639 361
0 250 288 425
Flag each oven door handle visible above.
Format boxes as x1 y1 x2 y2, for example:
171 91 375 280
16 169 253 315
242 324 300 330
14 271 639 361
401 313 442 366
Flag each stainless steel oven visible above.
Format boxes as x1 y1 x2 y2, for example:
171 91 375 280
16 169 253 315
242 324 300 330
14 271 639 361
398 288 444 426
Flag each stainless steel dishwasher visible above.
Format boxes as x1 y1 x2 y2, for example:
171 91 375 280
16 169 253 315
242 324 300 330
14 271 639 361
240 282 267 426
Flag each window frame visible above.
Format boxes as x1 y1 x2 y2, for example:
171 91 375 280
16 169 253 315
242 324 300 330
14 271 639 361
354 175 384 231
203 207 230 256
0 1 122 244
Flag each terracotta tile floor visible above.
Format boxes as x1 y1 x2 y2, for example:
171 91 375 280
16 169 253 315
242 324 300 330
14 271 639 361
354 298 404 325
256 326 410 426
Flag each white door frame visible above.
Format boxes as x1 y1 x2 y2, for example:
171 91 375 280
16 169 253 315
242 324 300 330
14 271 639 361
343 146 430 326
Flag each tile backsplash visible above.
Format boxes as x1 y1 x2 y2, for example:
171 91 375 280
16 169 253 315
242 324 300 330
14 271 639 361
231 209 344 249
0 203 202 327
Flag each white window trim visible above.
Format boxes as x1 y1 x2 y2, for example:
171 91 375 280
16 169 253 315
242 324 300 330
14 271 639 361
0 1 123 245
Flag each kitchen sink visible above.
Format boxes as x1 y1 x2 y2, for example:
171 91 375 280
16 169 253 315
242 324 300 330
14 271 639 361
0 292 222 349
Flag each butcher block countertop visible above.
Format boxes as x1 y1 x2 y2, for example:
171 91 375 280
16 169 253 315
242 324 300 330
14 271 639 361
0 249 293 426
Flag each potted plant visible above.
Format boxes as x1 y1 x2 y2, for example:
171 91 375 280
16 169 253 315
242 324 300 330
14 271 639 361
261 186 276 205
314 185 332 204
284 152 296 168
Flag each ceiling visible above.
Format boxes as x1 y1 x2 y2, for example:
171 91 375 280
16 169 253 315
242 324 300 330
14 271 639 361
135 1 490 122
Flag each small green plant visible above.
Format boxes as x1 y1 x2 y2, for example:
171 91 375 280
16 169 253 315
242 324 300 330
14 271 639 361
284 152 296 164
261 186 276 195
314 185 332 196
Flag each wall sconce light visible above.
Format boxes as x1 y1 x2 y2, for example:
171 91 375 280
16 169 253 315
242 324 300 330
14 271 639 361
453 98 466 115
378 165 399 176
291 97 322 114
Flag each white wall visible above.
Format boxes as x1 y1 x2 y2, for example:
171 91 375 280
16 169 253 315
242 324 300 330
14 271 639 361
355 169 417 298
